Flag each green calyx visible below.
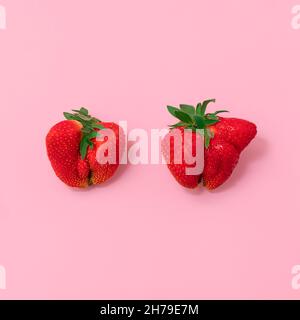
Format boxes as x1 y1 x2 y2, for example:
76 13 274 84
64 107 105 159
167 99 229 148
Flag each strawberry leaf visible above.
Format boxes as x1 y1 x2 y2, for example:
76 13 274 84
174 110 193 123
194 115 206 128
214 110 229 115
72 107 88 115
79 107 88 115
200 99 216 115
81 127 91 134
92 123 105 130
169 121 186 128
167 106 181 117
204 118 219 126
91 117 101 123
204 128 211 148
80 138 89 160
87 131 98 139
196 102 202 115
77 113 92 121
179 104 195 115
204 135 210 148
63 112 77 120
206 113 218 120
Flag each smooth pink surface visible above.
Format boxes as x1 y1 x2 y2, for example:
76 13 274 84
0 0 300 299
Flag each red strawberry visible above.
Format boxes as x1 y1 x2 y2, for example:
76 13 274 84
162 100 257 190
46 108 124 188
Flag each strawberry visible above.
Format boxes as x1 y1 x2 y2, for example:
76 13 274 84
162 99 257 190
46 108 123 188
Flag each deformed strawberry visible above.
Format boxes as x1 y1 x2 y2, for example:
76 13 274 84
46 108 124 188
162 99 257 190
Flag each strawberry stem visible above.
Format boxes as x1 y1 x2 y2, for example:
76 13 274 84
64 107 105 159
167 99 229 148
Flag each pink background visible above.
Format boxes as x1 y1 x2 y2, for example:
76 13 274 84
0 0 300 299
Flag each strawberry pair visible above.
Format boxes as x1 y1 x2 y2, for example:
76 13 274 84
46 100 257 190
